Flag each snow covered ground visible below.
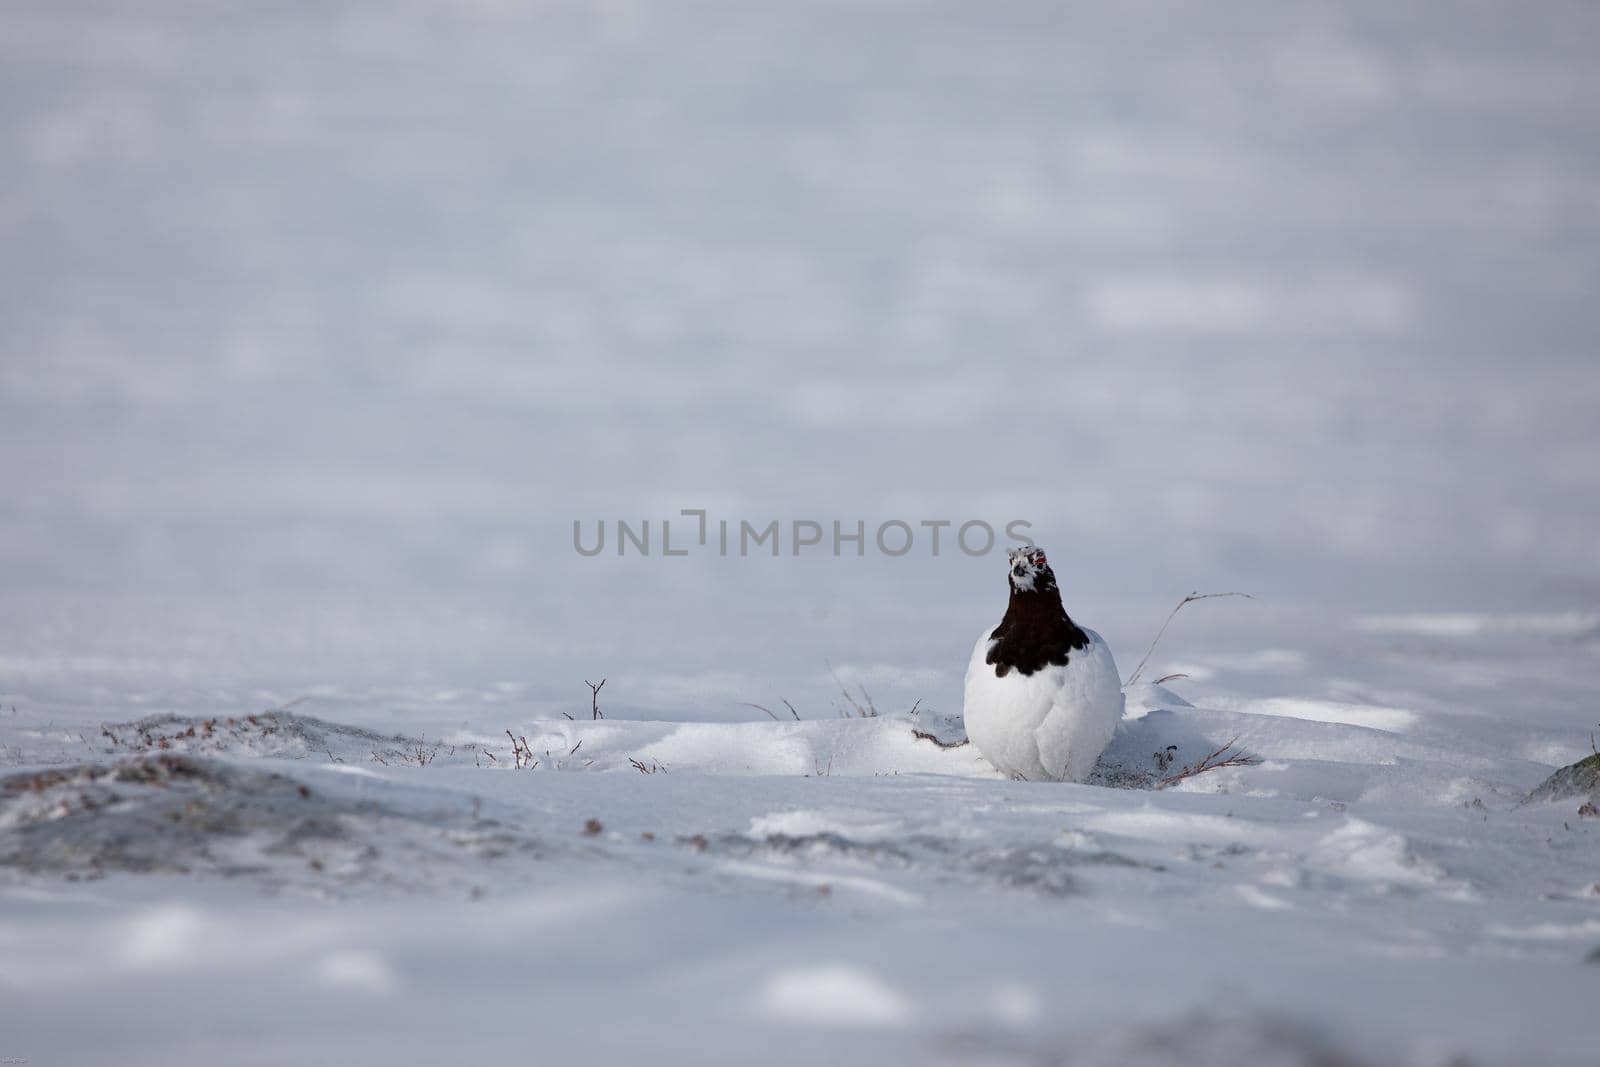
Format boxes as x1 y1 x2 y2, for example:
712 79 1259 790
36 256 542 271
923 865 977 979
3 0 1600 1063
3 637 1597 1066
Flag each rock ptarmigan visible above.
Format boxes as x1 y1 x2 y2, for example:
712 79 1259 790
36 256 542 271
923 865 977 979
962 546 1124 781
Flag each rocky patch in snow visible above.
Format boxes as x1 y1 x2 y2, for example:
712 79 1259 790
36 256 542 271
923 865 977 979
0 754 533 892
1522 752 1600 811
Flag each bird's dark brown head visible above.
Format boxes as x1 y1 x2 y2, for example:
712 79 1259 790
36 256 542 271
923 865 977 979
987 544 1088 677
1007 545 1057 595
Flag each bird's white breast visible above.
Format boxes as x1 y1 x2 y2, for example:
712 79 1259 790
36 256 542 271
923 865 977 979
962 627 1124 781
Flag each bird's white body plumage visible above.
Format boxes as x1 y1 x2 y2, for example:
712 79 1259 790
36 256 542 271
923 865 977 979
963 625 1124 782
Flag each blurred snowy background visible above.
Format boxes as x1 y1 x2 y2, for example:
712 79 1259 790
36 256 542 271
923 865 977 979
3 0 1598 728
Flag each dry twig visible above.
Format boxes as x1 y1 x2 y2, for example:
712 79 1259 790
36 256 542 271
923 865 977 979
742 699 803 722
1156 737 1262 789
826 661 879 718
1124 592 1256 688
506 730 536 769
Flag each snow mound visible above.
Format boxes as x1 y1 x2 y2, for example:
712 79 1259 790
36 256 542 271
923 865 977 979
475 716 995 778
82 711 995 779
757 964 913 1027
1308 818 1446 888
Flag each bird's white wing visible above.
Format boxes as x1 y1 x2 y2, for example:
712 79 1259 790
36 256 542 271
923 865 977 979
963 626 1048 779
1032 631 1124 781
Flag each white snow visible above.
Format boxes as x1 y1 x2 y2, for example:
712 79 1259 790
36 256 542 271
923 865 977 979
2 670 1596 1064
3 0 1600 1064
1225 697 1421 734
757 965 915 1027
315 950 399 995
1354 613 1600 638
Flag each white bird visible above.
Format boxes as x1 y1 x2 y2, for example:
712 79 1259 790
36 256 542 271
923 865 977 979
963 546 1124 781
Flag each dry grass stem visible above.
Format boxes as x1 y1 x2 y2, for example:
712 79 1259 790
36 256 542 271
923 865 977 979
1156 736 1263 788
1124 592 1257 688
506 730 536 769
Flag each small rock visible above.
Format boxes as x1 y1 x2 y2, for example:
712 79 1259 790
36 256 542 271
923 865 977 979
1522 753 1600 806
582 818 603 836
